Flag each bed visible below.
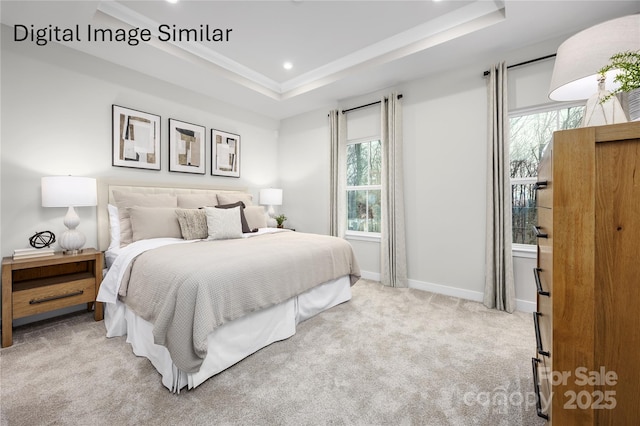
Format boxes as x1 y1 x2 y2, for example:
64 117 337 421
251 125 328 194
95 181 360 392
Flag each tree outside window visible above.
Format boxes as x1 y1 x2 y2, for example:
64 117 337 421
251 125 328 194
347 139 381 233
510 105 584 245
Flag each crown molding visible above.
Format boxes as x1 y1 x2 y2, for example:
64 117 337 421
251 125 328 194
97 0 505 101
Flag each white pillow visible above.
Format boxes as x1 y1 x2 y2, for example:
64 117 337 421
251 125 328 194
107 204 120 251
205 206 243 240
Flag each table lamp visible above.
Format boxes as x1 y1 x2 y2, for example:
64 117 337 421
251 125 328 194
548 14 639 126
259 188 282 228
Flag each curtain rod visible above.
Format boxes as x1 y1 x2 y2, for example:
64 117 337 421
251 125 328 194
341 94 403 114
482 54 556 76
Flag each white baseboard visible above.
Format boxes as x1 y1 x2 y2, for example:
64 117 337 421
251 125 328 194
515 299 537 313
359 270 381 281
408 278 484 303
359 271 536 313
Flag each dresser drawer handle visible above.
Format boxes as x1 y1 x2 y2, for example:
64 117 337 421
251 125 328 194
533 312 550 357
533 180 548 190
29 290 84 305
533 268 550 296
532 358 550 420
533 225 548 239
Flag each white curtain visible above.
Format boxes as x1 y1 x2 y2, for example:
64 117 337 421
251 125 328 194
329 110 347 238
380 93 408 288
484 62 516 313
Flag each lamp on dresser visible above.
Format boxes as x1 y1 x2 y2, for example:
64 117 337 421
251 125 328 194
41 176 97 254
548 14 639 126
259 188 282 228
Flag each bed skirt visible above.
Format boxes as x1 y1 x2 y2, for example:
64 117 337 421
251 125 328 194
103 275 352 392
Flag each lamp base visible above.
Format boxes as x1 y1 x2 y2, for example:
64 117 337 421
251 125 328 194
266 204 277 228
582 88 628 127
62 249 85 256
59 229 86 254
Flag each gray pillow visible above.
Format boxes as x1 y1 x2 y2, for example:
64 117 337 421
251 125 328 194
128 207 182 242
244 205 267 230
175 209 208 240
217 193 253 206
112 191 177 246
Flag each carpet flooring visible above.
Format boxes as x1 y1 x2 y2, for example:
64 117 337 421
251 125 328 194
0 280 545 425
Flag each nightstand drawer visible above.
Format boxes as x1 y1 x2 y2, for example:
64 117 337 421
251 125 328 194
12 277 96 318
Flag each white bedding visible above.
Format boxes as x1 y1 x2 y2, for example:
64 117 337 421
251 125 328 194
99 228 354 392
105 276 351 392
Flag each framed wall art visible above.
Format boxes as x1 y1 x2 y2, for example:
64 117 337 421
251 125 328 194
168 119 206 174
112 105 161 170
211 129 240 178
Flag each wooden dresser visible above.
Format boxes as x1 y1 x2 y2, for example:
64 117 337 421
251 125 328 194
532 121 640 424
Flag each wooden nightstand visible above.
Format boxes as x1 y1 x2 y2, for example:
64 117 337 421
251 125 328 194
1 248 103 347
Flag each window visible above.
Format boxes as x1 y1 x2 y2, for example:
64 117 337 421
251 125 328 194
346 139 381 234
510 104 584 245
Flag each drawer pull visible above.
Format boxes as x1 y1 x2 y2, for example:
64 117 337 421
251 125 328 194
533 267 550 296
533 225 548 239
533 312 550 357
532 358 550 420
29 290 84 305
533 180 548 190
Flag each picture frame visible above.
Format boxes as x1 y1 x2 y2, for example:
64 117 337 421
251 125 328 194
168 119 206 174
112 105 161 170
211 129 240 178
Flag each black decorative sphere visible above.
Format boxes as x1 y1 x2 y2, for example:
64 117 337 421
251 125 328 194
29 231 56 249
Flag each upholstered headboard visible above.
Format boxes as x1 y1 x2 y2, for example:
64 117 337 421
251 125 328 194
97 179 250 251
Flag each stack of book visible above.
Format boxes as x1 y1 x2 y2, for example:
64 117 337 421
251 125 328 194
13 248 55 260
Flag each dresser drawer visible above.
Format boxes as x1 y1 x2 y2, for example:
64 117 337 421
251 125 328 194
535 207 552 251
532 356 552 421
535 180 553 209
536 296 552 354
537 245 553 295
534 308 552 360
12 277 96 319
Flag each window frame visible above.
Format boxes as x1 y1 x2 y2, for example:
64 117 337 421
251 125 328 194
345 136 382 240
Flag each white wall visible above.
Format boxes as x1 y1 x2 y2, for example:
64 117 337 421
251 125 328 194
278 37 567 312
0 25 280 324
1 25 280 259
1 20 568 327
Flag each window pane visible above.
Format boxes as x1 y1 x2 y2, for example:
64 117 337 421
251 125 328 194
347 142 370 186
347 190 367 231
346 144 357 187
347 189 381 233
370 140 381 185
509 112 556 179
368 189 381 233
512 182 537 245
559 106 584 130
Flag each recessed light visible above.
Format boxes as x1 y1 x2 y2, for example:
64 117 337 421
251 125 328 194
166 0 179 4
283 62 293 70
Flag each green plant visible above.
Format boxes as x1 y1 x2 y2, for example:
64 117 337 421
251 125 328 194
275 214 287 227
598 50 640 103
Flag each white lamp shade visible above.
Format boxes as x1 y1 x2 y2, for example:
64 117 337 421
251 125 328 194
41 176 97 207
549 14 640 101
259 188 283 206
